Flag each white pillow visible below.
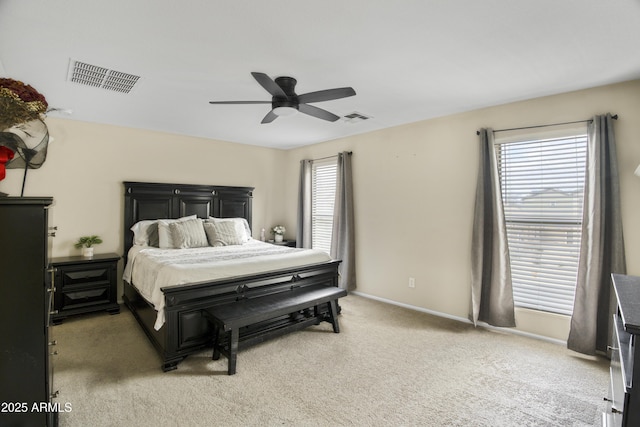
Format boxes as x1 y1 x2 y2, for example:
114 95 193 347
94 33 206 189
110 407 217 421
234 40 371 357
169 218 208 249
158 215 198 248
206 217 251 241
130 220 159 247
203 220 247 246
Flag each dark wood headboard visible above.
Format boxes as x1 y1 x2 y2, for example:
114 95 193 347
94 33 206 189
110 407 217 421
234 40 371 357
123 181 254 258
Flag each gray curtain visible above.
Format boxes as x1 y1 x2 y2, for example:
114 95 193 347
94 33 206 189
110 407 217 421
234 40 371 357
567 114 626 355
331 152 356 291
296 159 313 249
470 129 516 327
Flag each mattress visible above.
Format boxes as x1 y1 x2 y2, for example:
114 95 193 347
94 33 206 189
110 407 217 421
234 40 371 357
123 239 332 330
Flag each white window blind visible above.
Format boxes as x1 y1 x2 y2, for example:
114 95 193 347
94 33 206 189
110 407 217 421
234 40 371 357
312 158 337 254
497 133 587 315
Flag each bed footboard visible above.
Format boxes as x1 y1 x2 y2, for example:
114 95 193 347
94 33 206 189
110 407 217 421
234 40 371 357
124 260 342 371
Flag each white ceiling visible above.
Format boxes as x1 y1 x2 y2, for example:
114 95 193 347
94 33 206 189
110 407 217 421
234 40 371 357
1 0 639 149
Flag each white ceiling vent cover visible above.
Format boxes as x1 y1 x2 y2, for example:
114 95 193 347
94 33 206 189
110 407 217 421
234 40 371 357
68 60 140 93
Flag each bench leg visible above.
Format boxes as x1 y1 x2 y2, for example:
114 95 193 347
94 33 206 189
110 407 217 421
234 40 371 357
228 328 239 375
328 299 341 333
212 326 221 360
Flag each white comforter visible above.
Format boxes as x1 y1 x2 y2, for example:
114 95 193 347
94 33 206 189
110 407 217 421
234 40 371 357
123 239 332 330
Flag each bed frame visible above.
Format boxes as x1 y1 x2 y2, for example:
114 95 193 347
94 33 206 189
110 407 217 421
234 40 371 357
121 181 341 371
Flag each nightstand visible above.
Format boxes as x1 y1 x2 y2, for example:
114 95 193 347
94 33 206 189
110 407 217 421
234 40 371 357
49 253 120 324
268 240 297 248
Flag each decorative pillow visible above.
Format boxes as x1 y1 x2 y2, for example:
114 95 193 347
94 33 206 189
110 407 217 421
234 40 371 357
206 217 251 242
169 218 208 249
203 220 247 246
158 215 197 248
130 220 159 247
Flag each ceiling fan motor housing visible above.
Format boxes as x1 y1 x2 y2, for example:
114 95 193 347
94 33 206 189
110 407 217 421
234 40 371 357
274 76 298 97
273 77 299 110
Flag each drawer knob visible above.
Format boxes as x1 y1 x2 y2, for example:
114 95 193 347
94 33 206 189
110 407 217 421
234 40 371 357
49 340 57 346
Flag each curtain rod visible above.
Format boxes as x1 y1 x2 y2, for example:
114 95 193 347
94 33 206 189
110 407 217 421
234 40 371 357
476 114 618 135
311 151 352 162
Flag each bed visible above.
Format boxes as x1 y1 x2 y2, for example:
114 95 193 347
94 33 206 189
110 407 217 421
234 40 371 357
121 181 342 371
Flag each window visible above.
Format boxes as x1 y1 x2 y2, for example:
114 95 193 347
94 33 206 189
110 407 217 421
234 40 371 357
311 158 337 254
497 131 587 315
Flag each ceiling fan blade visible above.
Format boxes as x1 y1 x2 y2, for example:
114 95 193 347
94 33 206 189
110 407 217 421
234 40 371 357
261 110 278 124
209 101 271 104
251 72 287 98
298 87 356 104
298 103 340 122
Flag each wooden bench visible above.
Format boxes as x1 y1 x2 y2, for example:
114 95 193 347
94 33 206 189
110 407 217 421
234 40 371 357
203 285 347 375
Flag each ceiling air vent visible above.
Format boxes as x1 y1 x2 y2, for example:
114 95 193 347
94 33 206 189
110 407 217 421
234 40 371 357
343 112 372 123
68 60 140 94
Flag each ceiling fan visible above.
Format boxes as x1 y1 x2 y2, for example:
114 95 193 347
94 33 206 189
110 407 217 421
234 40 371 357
209 72 356 124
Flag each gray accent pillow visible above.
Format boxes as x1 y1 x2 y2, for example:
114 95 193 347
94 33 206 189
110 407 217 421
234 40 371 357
158 215 197 248
169 218 208 249
206 217 251 241
203 220 246 246
131 220 159 247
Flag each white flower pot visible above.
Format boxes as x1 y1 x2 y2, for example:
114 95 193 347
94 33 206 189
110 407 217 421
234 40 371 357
82 247 94 258
275 234 284 243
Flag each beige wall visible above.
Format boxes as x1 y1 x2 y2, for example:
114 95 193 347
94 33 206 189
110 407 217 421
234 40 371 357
284 79 640 341
2 79 638 342
0 120 289 265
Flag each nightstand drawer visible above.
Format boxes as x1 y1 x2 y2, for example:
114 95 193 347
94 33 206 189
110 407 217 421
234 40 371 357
49 253 121 323
60 264 112 289
61 286 110 310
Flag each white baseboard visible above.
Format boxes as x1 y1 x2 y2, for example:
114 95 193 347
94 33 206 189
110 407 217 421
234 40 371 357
349 290 567 346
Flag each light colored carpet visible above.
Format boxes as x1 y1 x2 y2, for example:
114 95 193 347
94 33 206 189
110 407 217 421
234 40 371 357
52 294 608 426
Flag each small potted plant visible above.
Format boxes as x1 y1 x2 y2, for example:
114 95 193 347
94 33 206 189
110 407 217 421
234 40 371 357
74 235 103 258
271 225 286 243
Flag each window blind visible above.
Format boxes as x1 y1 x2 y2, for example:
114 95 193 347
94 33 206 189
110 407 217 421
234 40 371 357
311 158 337 254
497 134 587 315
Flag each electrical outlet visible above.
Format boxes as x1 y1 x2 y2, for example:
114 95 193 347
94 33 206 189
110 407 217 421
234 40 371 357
408 277 415 288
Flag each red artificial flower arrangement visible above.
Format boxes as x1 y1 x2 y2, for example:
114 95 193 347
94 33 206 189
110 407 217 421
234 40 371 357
0 78 49 180
0 78 48 130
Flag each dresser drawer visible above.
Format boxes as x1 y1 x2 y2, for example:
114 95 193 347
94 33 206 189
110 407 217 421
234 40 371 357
611 317 625 414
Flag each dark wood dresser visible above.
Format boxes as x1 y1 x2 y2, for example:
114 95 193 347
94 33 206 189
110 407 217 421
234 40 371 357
604 274 640 426
0 197 58 427
50 253 120 323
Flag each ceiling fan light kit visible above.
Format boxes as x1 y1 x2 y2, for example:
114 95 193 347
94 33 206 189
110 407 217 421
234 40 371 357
210 72 356 124
272 106 298 117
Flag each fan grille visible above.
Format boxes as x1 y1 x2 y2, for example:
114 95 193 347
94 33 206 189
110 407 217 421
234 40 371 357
68 60 140 93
